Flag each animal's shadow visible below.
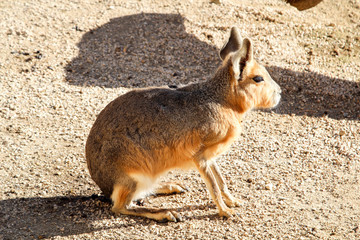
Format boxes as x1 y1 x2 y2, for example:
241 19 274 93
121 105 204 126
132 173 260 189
0 195 111 239
268 66 360 120
66 13 219 89
66 13 359 120
0 194 214 239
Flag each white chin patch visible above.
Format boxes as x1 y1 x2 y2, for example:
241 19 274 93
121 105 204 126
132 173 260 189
273 94 281 107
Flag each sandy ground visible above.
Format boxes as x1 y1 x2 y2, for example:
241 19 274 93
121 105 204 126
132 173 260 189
0 0 360 239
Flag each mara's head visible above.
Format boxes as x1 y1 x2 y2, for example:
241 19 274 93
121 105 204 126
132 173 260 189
219 27 281 112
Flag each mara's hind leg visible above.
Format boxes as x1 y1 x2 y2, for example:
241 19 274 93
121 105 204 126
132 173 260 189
154 182 188 195
111 183 182 222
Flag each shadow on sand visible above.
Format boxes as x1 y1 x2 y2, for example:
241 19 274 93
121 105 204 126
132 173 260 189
65 13 219 89
0 195 111 239
0 194 214 239
267 66 360 120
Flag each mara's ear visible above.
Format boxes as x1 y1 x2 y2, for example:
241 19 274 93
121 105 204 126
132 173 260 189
240 38 253 62
231 38 254 80
219 27 242 60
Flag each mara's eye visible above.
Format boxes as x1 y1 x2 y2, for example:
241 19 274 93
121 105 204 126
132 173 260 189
253 76 264 83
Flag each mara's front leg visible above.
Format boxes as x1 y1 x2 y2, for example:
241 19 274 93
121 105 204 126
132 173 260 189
210 162 242 208
194 159 236 218
201 131 242 208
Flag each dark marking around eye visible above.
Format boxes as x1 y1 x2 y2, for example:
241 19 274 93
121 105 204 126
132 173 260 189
253 76 264 83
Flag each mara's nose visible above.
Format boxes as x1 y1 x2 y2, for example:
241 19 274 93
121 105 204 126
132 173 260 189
272 80 281 93
277 84 282 94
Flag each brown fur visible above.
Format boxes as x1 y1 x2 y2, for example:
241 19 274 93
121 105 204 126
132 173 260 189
85 26 281 222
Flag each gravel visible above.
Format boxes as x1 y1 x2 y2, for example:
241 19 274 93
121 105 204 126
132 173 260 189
0 0 359 239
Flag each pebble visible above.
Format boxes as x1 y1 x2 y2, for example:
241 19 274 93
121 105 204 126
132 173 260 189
265 183 274 191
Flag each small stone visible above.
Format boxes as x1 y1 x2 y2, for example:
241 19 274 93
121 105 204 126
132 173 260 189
265 183 274 191
210 0 222 4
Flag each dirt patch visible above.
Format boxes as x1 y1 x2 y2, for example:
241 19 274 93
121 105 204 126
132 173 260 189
0 0 359 239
